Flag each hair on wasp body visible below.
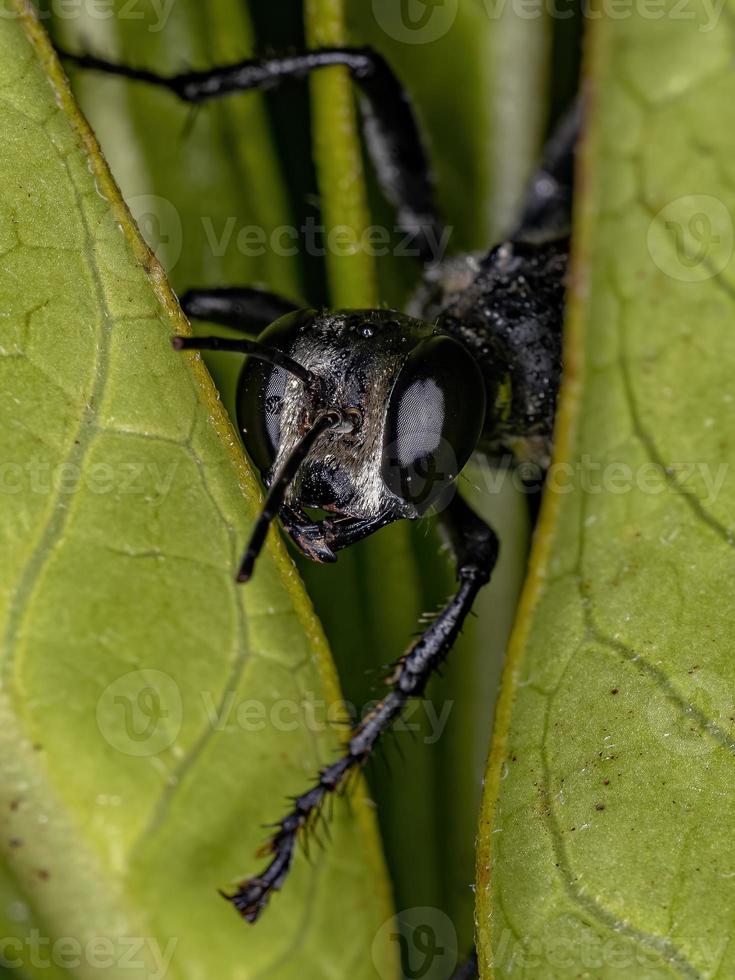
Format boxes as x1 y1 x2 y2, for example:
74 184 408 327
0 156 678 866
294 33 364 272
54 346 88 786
59 33 577 947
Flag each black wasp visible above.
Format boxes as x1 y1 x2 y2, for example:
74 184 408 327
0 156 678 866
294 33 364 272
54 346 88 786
61 43 577 925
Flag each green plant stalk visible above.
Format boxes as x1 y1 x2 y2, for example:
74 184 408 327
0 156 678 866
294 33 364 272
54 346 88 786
304 0 378 309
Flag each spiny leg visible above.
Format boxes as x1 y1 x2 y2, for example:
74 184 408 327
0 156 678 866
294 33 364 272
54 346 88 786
59 46 442 262
225 493 499 921
179 286 299 332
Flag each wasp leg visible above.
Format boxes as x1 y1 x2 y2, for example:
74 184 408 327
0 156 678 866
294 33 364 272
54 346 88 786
513 100 581 243
179 286 300 332
58 46 442 262
224 493 499 922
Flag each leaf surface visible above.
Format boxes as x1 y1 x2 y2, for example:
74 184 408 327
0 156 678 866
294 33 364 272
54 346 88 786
0 5 395 977
478 6 735 977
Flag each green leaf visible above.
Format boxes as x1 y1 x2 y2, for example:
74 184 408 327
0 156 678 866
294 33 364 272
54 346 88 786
478 6 735 976
0 5 396 977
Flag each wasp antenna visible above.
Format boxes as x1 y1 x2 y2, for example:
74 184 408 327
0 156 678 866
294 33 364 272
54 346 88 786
171 334 319 389
57 47 170 87
237 410 342 583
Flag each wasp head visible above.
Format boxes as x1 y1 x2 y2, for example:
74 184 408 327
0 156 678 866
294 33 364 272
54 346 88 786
237 308 486 563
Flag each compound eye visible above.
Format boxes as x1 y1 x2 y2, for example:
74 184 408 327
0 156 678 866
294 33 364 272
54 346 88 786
236 309 316 476
381 336 486 512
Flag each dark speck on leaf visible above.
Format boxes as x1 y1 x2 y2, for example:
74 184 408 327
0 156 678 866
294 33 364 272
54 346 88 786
595 802 605 811
37 869 50 881
603 778 610 785
611 688 619 695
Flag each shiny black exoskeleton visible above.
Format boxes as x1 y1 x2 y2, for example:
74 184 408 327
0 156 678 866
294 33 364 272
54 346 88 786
237 308 486 562
61 39 576 943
